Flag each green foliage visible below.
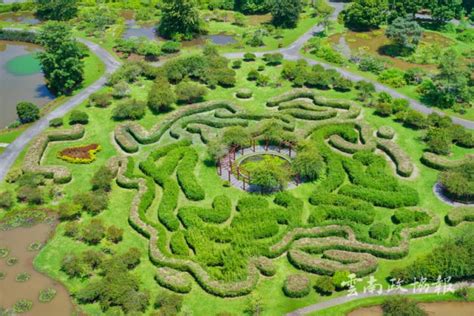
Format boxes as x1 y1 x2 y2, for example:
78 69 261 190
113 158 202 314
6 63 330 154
37 22 84 95
74 191 109 215
69 110 89 125
175 81 208 104
148 78 176 114
439 161 474 202
36 0 78 21
271 0 302 28
16 102 39 124
161 41 182 54
292 141 324 181
282 274 310 298
106 225 124 243
369 222 391 240
13 299 33 313
314 275 335 295
39 288 57 303
112 99 146 121
386 17 423 53
91 166 115 192
378 68 406 88
49 117 64 128
382 297 426 316
81 219 106 245
0 191 14 210
154 291 183 315
61 254 84 277
158 0 204 40
343 0 388 30
332 271 350 290
245 155 292 191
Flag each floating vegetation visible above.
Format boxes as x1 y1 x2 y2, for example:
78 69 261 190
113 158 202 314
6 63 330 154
15 272 31 282
6 257 18 266
27 242 43 252
13 299 33 314
0 247 9 258
39 288 57 303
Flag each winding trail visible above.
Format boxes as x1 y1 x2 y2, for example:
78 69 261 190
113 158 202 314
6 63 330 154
287 281 474 316
0 38 121 181
0 0 472 182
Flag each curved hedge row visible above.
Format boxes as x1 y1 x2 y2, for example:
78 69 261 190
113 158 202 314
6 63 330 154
155 267 193 294
376 139 414 177
22 125 85 184
114 101 241 153
177 149 205 201
421 152 474 170
328 135 375 154
446 207 474 226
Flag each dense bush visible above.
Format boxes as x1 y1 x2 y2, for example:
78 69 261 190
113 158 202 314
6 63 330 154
314 276 335 295
89 91 112 108
0 191 14 210
61 254 84 277
243 52 257 61
74 191 109 215
49 117 64 128
112 99 146 121
147 78 176 113
81 219 105 245
378 68 406 87
175 81 207 104
382 297 426 316
106 225 124 243
16 102 40 124
91 166 115 192
282 274 311 298
161 41 181 54
369 222 390 240
69 110 89 125
236 88 253 99
439 162 474 202
17 186 44 205
292 141 324 181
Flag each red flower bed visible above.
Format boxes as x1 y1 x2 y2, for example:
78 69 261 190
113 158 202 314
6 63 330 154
58 144 101 164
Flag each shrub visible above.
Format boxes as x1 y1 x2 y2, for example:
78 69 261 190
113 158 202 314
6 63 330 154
247 69 260 81
175 81 207 104
263 53 283 66
120 247 141 269
369 222 390 240
314 276 335 295
74 191 109 215
236 88 253 99
357 54 386 74
39 288 57 303
283 274 311 298
81 249 104 270
439 162 474 202
112 99 146 121
374 102 393 117
0 191 14 210
64 221 79 238
377 126 395 139
89 91 112 108
57 202 82 221
17 186 43 205
392 208 428 224
69 110 89 125
378 68 406 87
155 267 192 294
91 166 115 192
256 74 270 87
232 60 242 69
333 78 353 92
154 291 183 314
382 297 426 316
112 81 131 99
81 219 106 245
332 271 350 290
16 102 40 124
49 117 63 128
106 225 124 243
161 41 181 54
403 110 428 129
61 254 84 277
243 52 256 61
13 299 33 313
292 143 324 181
446 207 474 226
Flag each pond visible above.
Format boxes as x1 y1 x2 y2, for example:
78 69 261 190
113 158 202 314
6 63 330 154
348 301 474 316
0 41 54 128
123 20 236 46
0 12 40 25
0 223 74 315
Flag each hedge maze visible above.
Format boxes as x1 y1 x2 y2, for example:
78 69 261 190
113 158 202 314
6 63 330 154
27 90 438 298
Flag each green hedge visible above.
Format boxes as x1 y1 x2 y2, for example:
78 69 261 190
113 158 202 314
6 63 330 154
282 274 311 298
445 207 474 226
421 152 474 170
0 28 37 43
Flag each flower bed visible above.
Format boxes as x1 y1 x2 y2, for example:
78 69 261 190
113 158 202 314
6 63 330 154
57 144 101 164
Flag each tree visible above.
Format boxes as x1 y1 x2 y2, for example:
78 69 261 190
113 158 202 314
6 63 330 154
61 254 84 277
37 22 84 95
355 80 376 101
235 0 271 14
175 81 207 104
388 0 424 20
147 79 176 113
36 0 78 21
420 49 471 108
426 0 463 23
382 297 426 316
91 166 115 192
81 219 105 245
16 102 39 124
106 225 124 243
158 0 203 40
386 17 423 54
343 0 388 31
271 0 302 28
0 191 14 210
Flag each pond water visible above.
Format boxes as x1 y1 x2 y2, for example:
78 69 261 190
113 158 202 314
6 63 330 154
0 12 40 25
0 41 54 128
123 20 236 46
0 223 74 315
348 301 474 316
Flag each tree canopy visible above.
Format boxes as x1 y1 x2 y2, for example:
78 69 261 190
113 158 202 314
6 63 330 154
36 0 78 21
343 0 388 31
271 0 303 28
158 0 204 40
37 22 84 95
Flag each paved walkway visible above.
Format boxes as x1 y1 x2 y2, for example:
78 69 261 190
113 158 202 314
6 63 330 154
287 281 474 315
0 36 121 181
